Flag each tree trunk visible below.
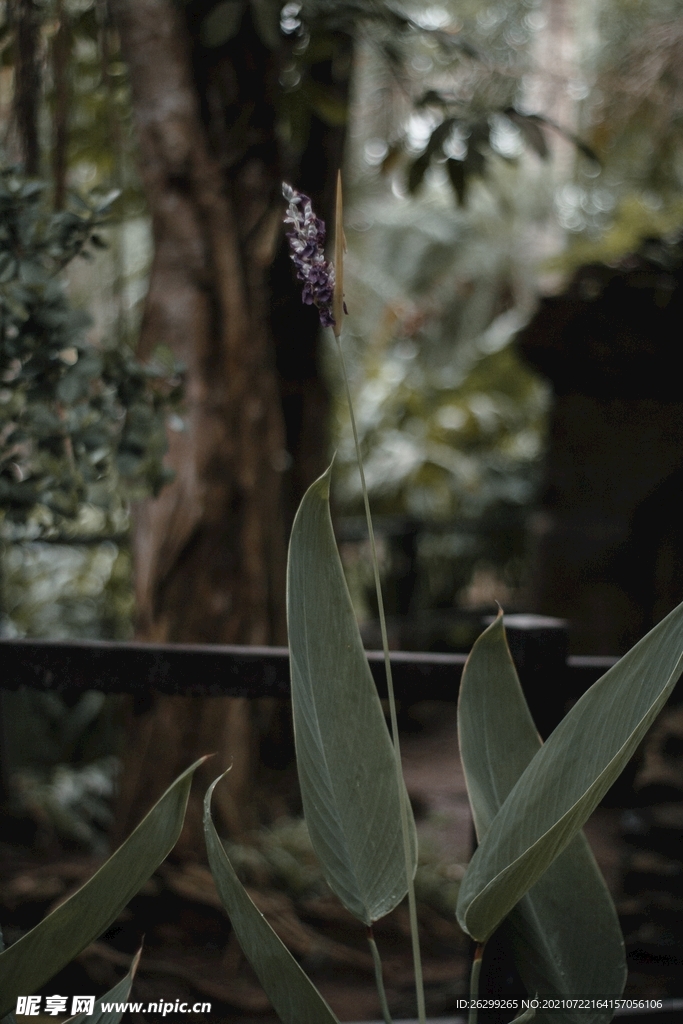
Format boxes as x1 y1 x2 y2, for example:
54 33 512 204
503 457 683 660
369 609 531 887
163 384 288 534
51 0 70 210
110 0 350 852
9 0 41 174
111 0 286 849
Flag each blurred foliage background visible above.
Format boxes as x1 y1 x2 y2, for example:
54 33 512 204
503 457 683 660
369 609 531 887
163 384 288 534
1 0 683 847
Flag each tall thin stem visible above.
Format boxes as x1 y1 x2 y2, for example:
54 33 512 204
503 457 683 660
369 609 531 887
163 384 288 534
468 942 485 1024
336 338 427 1024
367 926 393 1024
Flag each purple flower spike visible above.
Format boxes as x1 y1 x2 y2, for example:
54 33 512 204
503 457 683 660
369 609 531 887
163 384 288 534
282 182 336 328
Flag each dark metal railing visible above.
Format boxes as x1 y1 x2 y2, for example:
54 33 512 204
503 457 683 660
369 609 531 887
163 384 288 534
0 640 618 696
0 621 621 806
0 615 620 734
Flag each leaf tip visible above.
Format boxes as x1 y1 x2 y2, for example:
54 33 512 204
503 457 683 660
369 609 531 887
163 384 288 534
130 944 143 977
313 459 335 501
203 765 233 818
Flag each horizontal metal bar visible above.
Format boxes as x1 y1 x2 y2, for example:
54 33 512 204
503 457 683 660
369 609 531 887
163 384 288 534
0 639 617 701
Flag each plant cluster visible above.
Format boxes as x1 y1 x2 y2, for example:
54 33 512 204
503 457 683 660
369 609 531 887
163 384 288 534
0 169 179 539
1 183 683 1024
191 0 582 202
333 187 549 524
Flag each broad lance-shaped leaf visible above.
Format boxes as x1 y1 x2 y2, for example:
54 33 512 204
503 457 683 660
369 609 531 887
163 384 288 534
457 600 683 943
0 927 16 1024
0 759 204 1017
65 947 141 1024
287 464 417 924
204 774 340 1024
458 615 625 1024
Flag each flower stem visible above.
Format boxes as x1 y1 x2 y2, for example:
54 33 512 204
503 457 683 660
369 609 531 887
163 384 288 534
367 926 393 1024
336 337 427 1024
468 943 485 1024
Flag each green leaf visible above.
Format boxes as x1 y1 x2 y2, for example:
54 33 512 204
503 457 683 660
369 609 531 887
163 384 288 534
69 192 93 212
510 1008 536 1024
287 464 417 925
66 947 141 1024
199 1 246 47
457 602 683 943
301 80 348 127
0 258 17 283
458 615 625 1024
504 110 549 160
0 759 205 1016
19 182 44 201
250 0 282 50
0 928 16 1024
446 158 466 205
204 774 339 1024
425 117 458 157
92 189 121 215
56 368 88 403
463 141 486 179
407 152 431 194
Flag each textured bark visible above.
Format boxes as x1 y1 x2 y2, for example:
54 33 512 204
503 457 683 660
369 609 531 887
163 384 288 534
9 0 41 175
110 0 350 851
51 0 70 210
111 0 286 848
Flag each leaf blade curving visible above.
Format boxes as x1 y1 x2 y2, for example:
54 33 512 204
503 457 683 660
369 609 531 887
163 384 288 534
457 602 683 943
0 759 204 1017
204 774 340 1024
65 947 142 1024
458 614 625 1024
286 463 416 924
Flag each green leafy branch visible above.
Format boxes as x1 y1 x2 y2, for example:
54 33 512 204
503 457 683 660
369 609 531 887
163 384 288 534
0 168 181 535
